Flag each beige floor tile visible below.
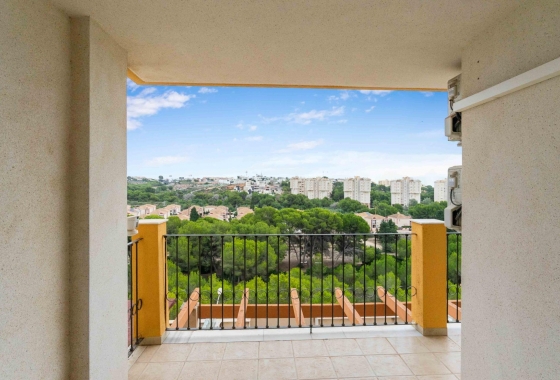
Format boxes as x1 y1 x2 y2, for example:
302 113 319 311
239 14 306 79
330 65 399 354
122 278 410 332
258 358 297 379
366 355 414 377
434 352 461 374
178 360 221 380
259 340 293 358
454 374 461 379
325 338 363 356
417 337 460 353
292 340 328 357
187 342 226 361
400 354 451 376
128 362 147 380
129 346 146 368
218 359 258 380
136 345 160 363
331 355 375 378
377 377 417 380
139 362 184 380
387 338 431 354
447 335 461 347
223 341 259 360
356 338 397 355
295 357 336 379
416 376 458 380
338 378 379 380
151 344 193 362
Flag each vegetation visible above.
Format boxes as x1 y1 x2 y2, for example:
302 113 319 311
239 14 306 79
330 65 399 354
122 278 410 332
129 180 460 320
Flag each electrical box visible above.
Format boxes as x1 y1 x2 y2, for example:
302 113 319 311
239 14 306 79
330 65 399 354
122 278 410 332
444 166 462 231
445 112 462 142
447 74 462 103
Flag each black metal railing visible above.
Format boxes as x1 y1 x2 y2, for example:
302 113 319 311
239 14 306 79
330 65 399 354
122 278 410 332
446 232 461 322
127 238 143 355
163 233 412 332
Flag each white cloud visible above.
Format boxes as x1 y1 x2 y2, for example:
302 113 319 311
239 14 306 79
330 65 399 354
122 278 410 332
420 91 434 97
145 155 189 167
235 122 258 131
245 136 263 141
328 91 352 102
127 88 195 130
278 139 324 153
198 87 218 94
365 106 376 113
359 90 393 96
262 106 344 125
127 78 139 92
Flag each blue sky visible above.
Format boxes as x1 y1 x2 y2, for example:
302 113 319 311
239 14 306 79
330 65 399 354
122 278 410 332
127 79 461 185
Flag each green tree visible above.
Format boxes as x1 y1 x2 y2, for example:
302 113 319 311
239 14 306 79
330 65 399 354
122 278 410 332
190 207 200 221
378 219 398 251
331 182 344 201
338 198 367 213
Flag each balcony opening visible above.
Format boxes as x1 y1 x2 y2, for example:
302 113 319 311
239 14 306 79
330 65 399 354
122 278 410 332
126 82 462 355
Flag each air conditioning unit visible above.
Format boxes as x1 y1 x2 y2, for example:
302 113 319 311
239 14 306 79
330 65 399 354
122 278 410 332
444 166 462 231
445 112 462 143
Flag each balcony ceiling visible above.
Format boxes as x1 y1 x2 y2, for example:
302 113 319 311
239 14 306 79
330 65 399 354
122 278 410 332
54 0 521 90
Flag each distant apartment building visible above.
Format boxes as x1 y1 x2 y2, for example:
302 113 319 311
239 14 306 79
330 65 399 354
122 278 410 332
290 177 333 199
377 179 391 187
390 177 422 206
434 179 448 202
343 176 371 207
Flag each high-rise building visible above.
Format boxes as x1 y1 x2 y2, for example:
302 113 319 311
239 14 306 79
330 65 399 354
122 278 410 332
343 176 371 207
377 179 391 187
434 179 448 202
390 177 422 206
290 177 333 199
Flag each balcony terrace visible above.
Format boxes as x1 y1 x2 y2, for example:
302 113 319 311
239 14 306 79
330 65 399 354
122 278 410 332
126 219 461 379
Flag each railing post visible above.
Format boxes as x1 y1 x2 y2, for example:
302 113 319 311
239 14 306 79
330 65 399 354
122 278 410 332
411 219 448 336
132 219 168 344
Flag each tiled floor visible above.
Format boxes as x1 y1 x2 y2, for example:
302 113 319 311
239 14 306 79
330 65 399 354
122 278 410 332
129 324 461 380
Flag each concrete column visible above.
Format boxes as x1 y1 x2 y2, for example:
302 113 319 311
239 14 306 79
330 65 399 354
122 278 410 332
411 220 448 336
69 17 128 380
132 220 169 344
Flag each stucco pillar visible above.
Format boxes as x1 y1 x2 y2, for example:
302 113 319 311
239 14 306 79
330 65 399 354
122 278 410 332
69 17 128 380
132 220 169 344
411 220 448 336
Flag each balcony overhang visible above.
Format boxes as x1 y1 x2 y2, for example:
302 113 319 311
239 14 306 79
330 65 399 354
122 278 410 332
52 0 522 89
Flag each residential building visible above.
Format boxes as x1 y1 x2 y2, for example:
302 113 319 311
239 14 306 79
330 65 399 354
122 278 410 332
378 179 391 187
434 179 448 202
290 177 333 199
4 1 559 378
390 177 422 206
178 206 204 220
343 176 371 207
355 212 386 232
236 207 254 219
388 212 412 228
164 204 181 215
205 205 229 221
135 204 157 218
151 208 171 218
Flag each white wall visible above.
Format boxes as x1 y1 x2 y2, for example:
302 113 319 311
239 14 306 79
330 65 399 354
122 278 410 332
70 17 128 380
0 3 127 378
461 1 560 378
0 0 72 378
